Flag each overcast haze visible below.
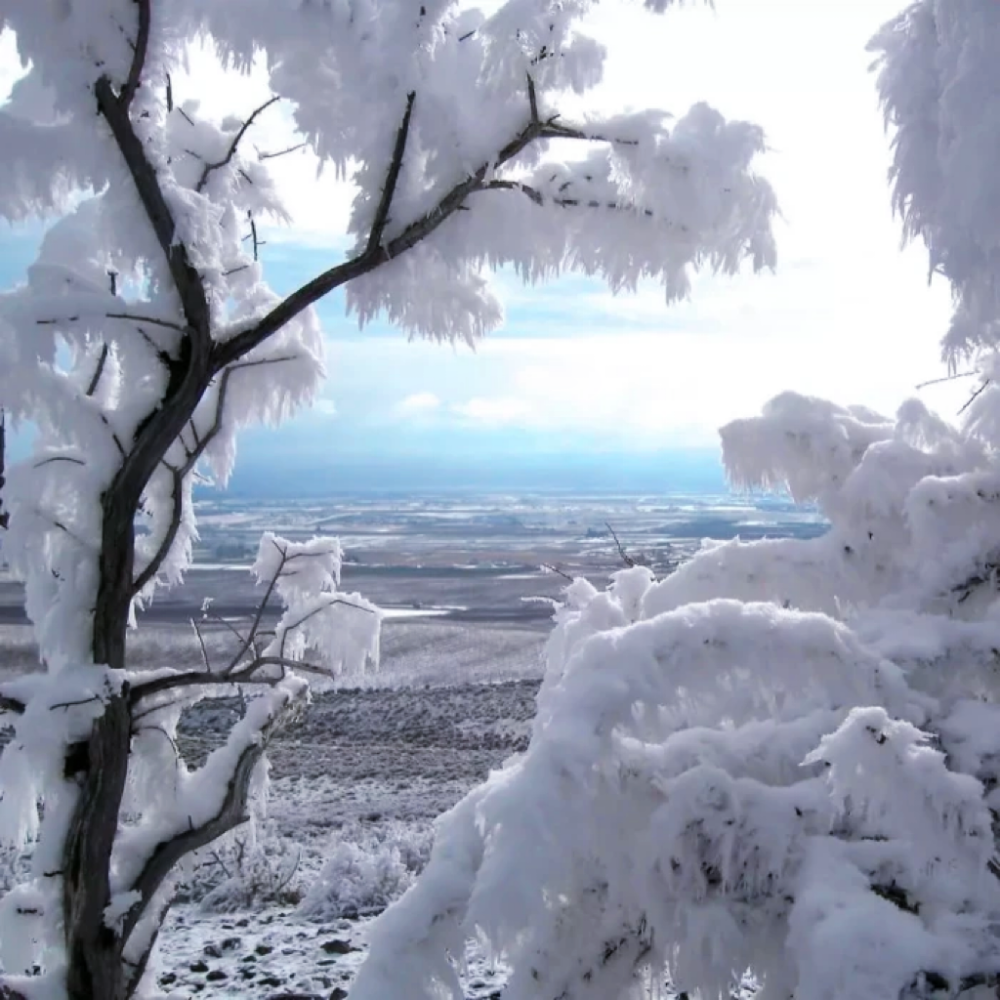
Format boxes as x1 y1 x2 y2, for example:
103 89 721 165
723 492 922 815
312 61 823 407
0 1 966 488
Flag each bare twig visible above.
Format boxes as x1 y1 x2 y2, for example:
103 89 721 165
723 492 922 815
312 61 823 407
541 563 574 583
205 848 232 882
203 612 253 650
258 141 307 161
51 695 104 712
244 210 263 262
366 92 417 255
225 540 288 673
915 370 978 390
0 410 8 532
86 343 111 398
196 96 281 193
34 456 87 469
277 596 377 659
118 0 150 110
132 724 180 762
106 312 187 332
192 617 212 672
606 522 635 568
527 74 539 123
959 379 991 416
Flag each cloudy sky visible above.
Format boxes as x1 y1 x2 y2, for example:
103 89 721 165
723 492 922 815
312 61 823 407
0 1 968 486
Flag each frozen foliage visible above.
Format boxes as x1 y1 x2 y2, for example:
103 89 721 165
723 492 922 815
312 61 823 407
355 389 1000 1000
870 0 1000 369
298 823 433 922
0 0 776 996
352 31 1000 980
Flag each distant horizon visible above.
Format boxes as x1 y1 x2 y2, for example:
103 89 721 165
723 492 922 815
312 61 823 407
200 446 733 497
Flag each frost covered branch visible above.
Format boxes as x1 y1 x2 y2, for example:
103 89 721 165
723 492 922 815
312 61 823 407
365 91 417 256
118 680 305 949
118 0 150 112
214 80 710 367
95 78 211 338
0 1 775 994
195 96 281 194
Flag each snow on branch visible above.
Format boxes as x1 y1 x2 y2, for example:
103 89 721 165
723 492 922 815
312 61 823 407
195 95 281 194
869 0 1000 362
115 675 308 948
130 532 380 709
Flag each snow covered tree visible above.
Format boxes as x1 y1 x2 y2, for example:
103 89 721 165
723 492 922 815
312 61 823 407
351 3 1000 999
0 1 777 997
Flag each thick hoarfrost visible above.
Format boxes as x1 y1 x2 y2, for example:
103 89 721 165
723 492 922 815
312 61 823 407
0 0 780 994
354 390 1000 1000
349 11 1000 980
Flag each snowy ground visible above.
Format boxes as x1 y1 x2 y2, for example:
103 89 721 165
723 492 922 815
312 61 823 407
160 636 541 999
0 621 543 999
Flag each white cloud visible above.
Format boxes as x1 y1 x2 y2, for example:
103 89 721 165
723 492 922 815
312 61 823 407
452 396 534 427
312 398 338 417
395 392 442 417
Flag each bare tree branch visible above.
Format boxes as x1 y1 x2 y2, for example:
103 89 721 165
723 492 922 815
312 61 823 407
203 611 253 650
916 370 977 390
258 141 307 161
192 617 212 672
959 379 991 416
225 539 288 673
118 0 151 111
606 522 636 568
541 562 574 583
196 96 281 194
0 410 8 531
106 312 187 333
366 91 416 255
86 343 111 398
34 456 87 469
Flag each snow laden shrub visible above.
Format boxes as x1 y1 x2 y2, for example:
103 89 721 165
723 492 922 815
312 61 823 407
298 822 434 922
351 8 1000 992
185 824 307 913
0 1 777 997
353 399 1000 1000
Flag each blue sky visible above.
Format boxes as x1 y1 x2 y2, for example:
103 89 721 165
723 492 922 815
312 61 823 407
0 1 970 489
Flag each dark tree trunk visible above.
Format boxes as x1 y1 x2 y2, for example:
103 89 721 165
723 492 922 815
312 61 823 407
59 332 213 998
